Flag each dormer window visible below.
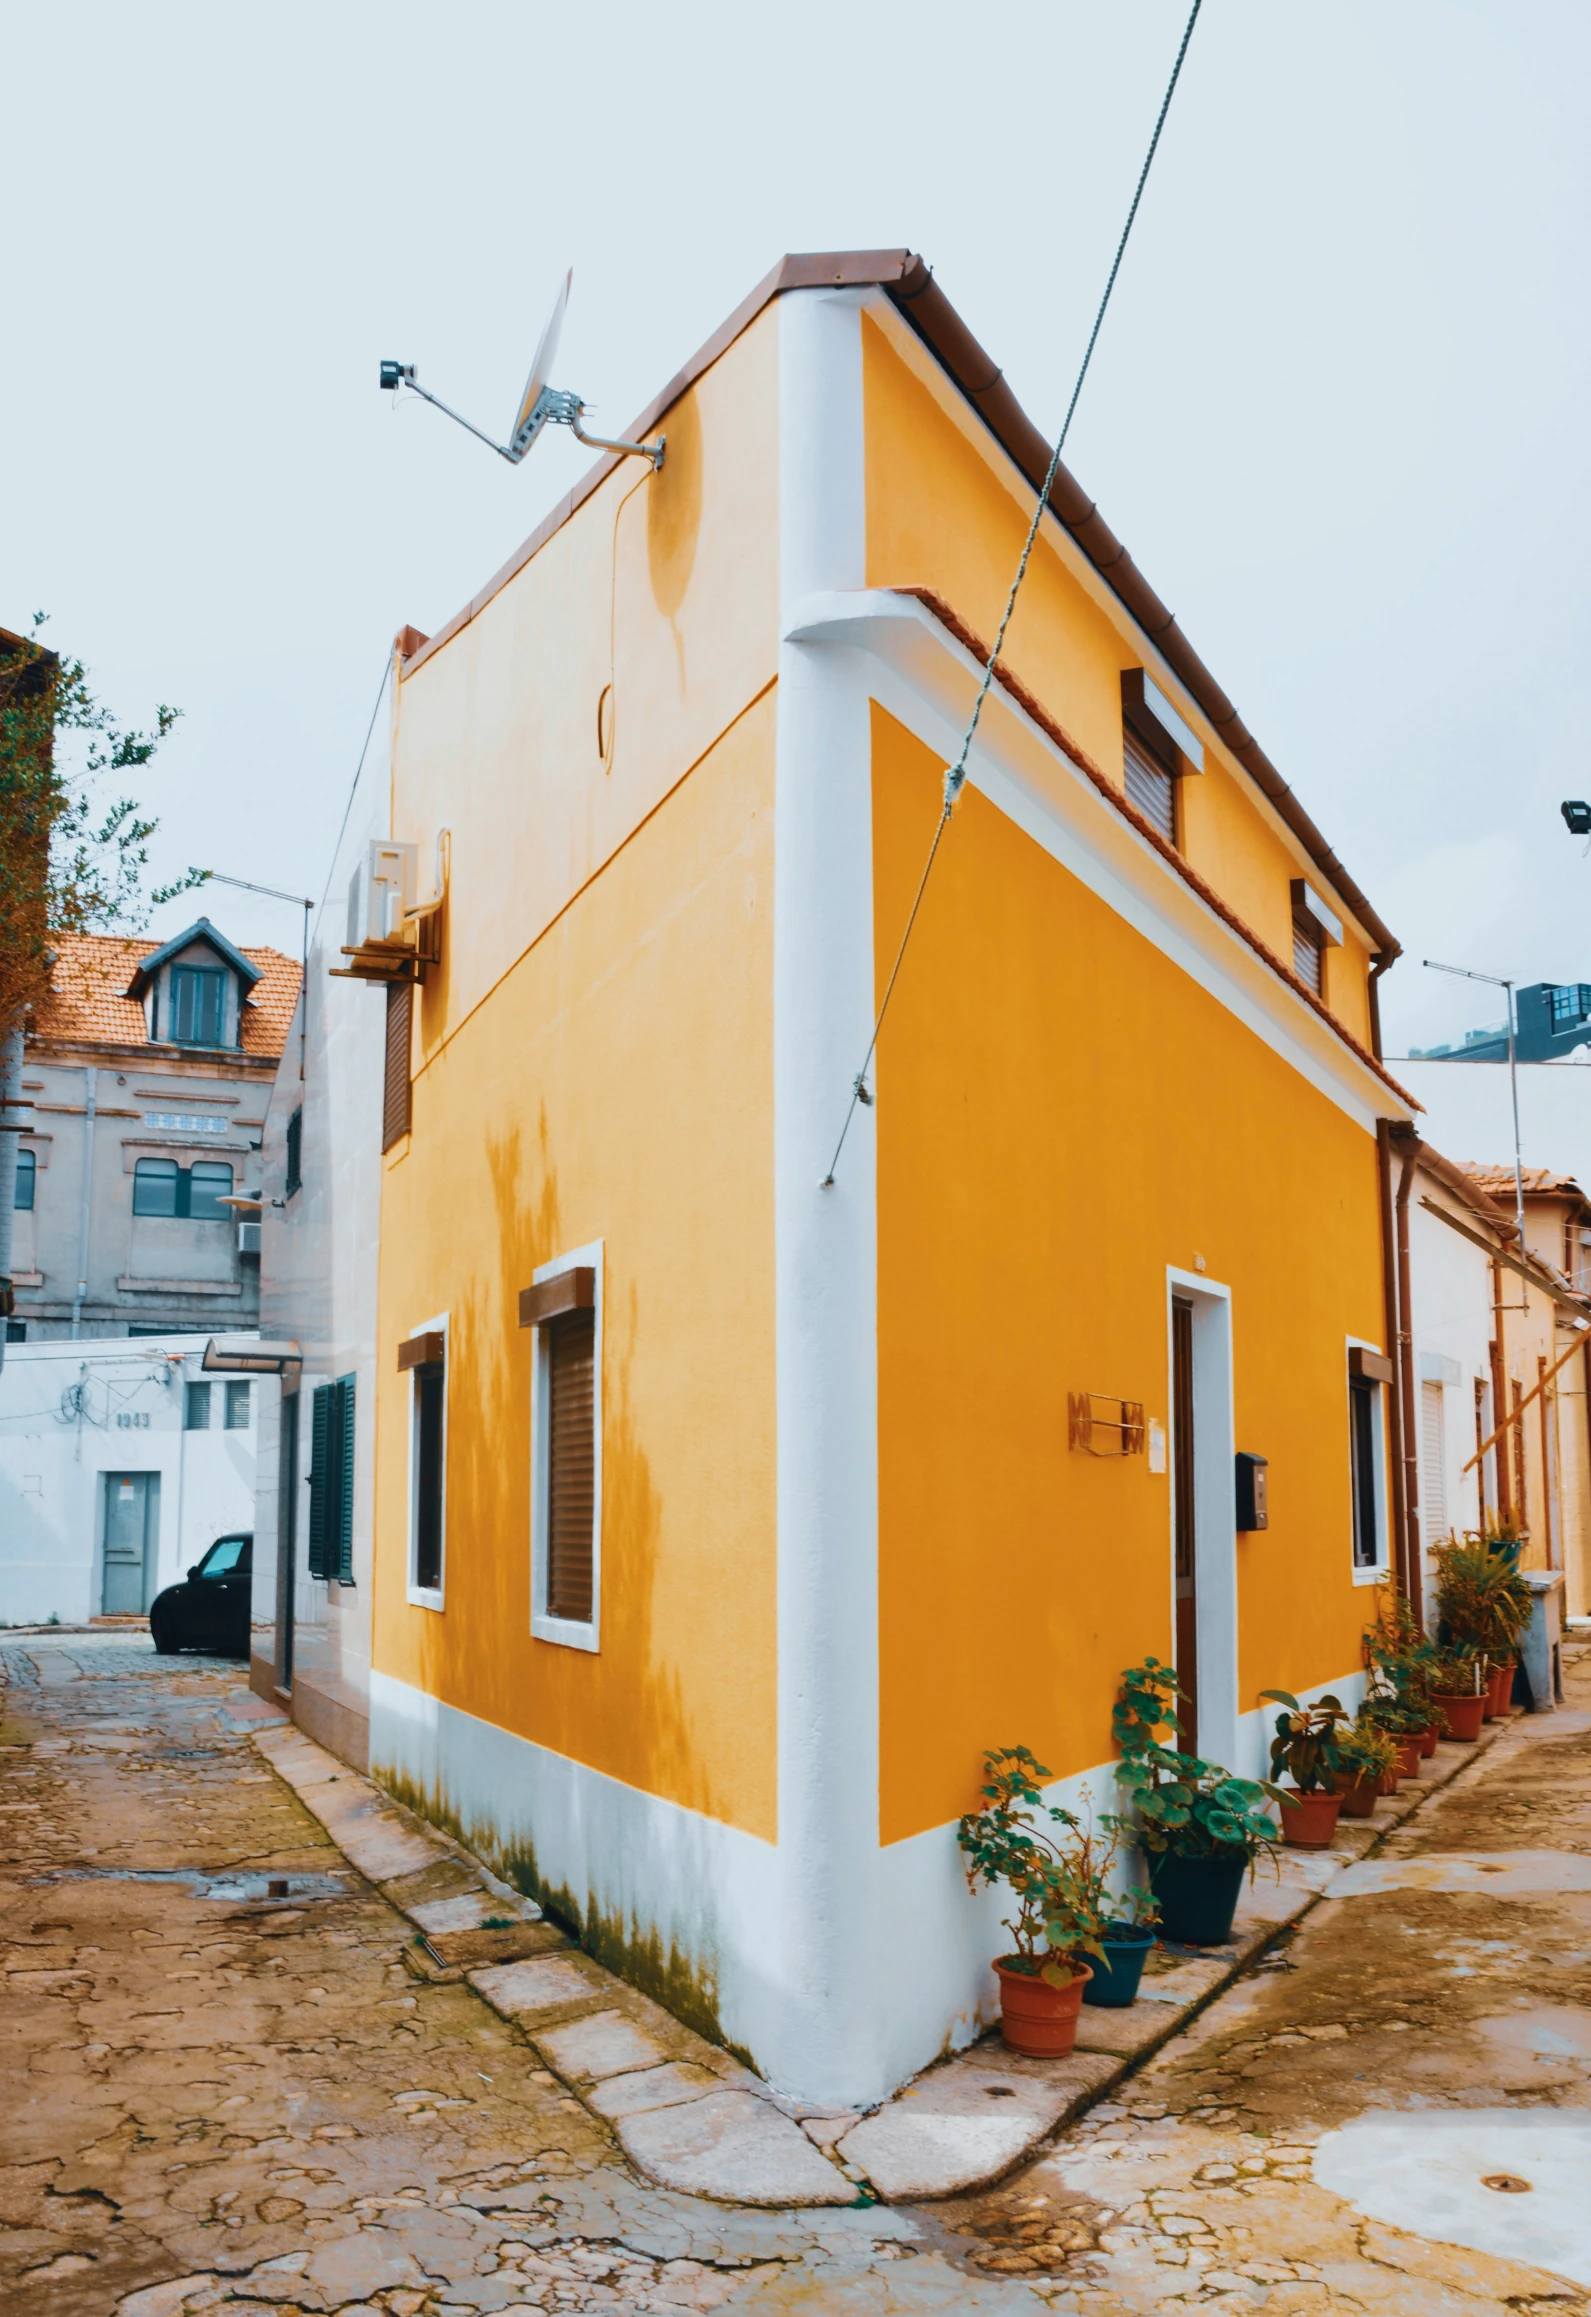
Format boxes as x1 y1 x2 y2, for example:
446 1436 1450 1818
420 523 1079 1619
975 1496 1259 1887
171 964 225 1047
124 916 261 1054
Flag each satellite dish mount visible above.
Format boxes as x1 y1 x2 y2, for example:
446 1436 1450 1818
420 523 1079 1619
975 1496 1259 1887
380 270 664 471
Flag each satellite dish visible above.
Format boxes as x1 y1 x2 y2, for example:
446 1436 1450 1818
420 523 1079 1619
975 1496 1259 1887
507 269 572 460
379 268 665 473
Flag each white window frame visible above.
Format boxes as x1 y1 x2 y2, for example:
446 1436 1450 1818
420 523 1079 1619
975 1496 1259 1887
1346 1335 1391 1584
406 1311 448 1611
530 1239 603 1653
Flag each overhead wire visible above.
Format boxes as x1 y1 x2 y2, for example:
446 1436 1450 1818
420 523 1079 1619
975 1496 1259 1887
820 0 1204 1189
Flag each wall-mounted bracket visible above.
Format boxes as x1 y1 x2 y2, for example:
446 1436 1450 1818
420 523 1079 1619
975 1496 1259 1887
1068 1392 1146 1456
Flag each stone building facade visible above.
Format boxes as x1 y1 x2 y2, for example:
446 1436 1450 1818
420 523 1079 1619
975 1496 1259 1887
10 919 299 1341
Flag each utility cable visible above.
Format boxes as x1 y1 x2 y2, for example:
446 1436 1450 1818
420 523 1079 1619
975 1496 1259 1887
820 0 1203 1189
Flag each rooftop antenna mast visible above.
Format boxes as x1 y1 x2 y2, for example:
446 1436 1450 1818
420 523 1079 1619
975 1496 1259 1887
380 270 665 472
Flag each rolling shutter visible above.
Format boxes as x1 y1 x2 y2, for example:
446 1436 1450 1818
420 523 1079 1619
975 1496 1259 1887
1123 729 1176 845
546 1308 596 1622
383 980 413 1152
307 1383 331 1579
1421 1381 1447 1544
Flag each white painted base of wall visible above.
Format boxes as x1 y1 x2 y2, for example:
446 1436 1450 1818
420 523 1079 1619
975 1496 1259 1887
369 1661 1370 2109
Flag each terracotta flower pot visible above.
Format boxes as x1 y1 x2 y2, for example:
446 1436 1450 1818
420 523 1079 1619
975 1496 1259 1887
1433 1690 1485 1742
993 1957 1093 2057
1393 1735 1423 1783
1417 1725 1439 1758
1335 1775 1381 1819
1487 1661 1516 1719
1278 1789 1343 1849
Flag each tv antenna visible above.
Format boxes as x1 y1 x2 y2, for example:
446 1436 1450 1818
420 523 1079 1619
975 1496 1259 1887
380 270 665 472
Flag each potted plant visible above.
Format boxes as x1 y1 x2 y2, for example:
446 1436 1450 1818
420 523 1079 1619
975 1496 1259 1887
1261 1690 1350 1847
1083 1887 1160 2010
1433 1532 1530 1720
1427 1645 1487 1741
957 1747 1109 2056
1109 1660 1280 1946
1331 1717 1399 1817
1362 1587 1443 1756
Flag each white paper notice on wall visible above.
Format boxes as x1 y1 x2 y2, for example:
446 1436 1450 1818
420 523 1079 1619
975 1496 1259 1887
1147 1419 1167 1475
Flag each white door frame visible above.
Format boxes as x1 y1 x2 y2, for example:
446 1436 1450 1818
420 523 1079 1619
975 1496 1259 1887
1166 1269 1238 1770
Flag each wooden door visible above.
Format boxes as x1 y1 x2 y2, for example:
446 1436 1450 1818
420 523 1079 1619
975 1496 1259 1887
1172 1297 1198 1755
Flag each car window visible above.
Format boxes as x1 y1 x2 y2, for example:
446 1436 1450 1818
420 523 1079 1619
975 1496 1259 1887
199 1535 250 1579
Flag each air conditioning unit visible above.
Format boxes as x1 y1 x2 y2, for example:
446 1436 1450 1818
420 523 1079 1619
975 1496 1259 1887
347 840 418 949
237 1221 261 1256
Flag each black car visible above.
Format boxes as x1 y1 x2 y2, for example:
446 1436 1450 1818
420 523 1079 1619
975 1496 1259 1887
150 1532 253 1658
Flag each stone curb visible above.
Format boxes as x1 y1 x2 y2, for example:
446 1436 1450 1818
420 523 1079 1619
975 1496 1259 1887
245 1720 862 2207
830 1704 1536 2200
245 1699 1534 2212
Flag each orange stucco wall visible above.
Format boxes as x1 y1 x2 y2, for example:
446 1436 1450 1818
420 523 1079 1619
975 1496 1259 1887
372 698 778 1837
860 308 1376 1053
370 311 782 1841
871 705 1387 1847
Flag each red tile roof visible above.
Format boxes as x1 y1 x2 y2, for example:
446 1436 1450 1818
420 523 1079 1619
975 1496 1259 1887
30 931 300 1060
1462 1164 1589 1202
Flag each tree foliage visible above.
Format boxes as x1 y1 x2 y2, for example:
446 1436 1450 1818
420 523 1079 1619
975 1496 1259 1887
0 615 195 1027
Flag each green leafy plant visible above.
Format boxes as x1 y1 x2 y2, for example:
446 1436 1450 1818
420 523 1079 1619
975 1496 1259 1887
1426 1645 1486 1695
1360 1685 1428 1736
1260 1691 1350 1793
1433 1533 1531 1661
956 1747 1114 1984
1334 1718 1398 1785
1102 1885 1160 1933
1109 1659 1281 1861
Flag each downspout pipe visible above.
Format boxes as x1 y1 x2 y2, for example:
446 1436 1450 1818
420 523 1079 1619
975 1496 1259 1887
70 1066 97 1341
1368 951 1393 1064
1376 1121 1410 1607
1392 1126 1423 1612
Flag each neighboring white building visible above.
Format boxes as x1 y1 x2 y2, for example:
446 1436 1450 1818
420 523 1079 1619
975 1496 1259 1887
246 660 398 1770
0 1333 267 1625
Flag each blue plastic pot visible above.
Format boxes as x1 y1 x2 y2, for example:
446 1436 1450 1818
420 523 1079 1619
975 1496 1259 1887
1082 1922 1156 2007
1147 1848 1248 1945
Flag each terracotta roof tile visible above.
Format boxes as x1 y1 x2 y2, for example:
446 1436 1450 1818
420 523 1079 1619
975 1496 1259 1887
1461 1163 1588 1200
29 930 299 1061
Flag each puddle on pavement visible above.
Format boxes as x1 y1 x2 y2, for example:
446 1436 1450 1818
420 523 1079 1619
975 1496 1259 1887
37 1866 354 1904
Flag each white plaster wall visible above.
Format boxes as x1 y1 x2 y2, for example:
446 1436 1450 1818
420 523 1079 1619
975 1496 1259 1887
252 711 389 1724
1406 1185 1498 1623
0 1335 264 1625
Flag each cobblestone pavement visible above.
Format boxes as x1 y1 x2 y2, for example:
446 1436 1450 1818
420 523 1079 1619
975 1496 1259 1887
4 1636 1591 2316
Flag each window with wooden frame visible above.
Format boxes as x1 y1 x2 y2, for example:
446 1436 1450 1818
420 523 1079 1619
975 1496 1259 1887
522 1247 601 1649
383 980 413 1152
1347 1345 1392 1573
399 1328 446 1602
308 1374 356 1584
1121 669 1203 851
1290 879 1342 1001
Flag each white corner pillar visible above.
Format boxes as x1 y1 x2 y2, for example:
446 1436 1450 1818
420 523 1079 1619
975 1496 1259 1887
771 285 886 2105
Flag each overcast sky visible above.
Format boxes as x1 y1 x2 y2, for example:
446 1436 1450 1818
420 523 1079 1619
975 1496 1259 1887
4 1 1587 1057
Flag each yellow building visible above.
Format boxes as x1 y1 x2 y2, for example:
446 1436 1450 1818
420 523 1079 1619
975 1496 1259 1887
362 251 1417 2106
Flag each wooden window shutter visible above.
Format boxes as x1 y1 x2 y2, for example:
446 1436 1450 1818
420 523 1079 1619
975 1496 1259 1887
545 1308 595 1622
337 1377 357 1583
307 1383 331 1579
382 979 413 1152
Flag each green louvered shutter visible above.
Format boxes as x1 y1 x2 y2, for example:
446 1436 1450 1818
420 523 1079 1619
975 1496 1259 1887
337 1377 357 1583
307 1383 331 1579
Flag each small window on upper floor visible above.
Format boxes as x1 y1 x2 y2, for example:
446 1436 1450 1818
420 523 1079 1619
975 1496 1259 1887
133 1156 234 1219
170 964 227 1048
13 1149 34 1210
1290 880 1342 1003
1121 670 1203 852
225 1380 251 1430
